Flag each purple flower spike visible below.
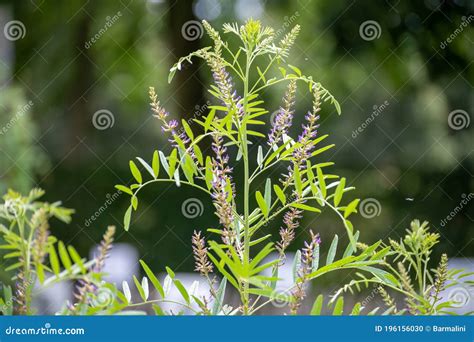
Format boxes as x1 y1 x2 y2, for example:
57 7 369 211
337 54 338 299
268 80 297 146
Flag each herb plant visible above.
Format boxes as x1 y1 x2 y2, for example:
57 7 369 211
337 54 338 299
115 19 392 315
0 20 471 317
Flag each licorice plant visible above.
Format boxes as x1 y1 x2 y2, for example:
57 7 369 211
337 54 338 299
115 19 390 315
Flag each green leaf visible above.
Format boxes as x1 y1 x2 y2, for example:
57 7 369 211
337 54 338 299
247 130 266 138
173 279 190 304
344 199 360 218
35 262 45 284
165 266 176 278
257 146 264 167
182 154 196 184
294 165 302 196
136 157 155 179
310 294 324 315
344 220 357 250
333 178 346 207
343 231 360 258
332 296 344 315
139 260 165 298
152 304 165 315
311 144 335 157
265 141 290 166
334 99 341 115
2 285 13 315
159 151 170 176
273 184 286 205
326 235 338 265
317 167 327 198
204 108 216 132
256 66 266 83
68 246 86 274
129 160 142 184
168 149 178 178
205 157 213 190
133 275 147 301
288 64 302 76
181 119 194 140
351 302 362 315
152 151 160 178
290 203 321 213
123 205 132 231
49 245 60 275
131 196 138 210
270 266 278 290
255 191 268 218
212 278 227 315
58 241 72 272
193 144 204 165
168 66 177 84
115 185 133 196
264 178 272 209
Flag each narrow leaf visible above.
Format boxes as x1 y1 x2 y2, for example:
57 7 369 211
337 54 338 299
123 205 132 231
136 157 155 179
152 151 160 178
255 191 268 218
310 294 324 315
139 260 165 298
129 161 142 184
212 278 227 315
326 235 338 265
333 178 346 207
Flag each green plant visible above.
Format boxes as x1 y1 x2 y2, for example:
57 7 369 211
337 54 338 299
1 20 471 317
0 188 116 315
333 220 474 315
115 19 389 315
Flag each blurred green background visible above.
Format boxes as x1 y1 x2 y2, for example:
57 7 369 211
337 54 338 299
0 0 473 275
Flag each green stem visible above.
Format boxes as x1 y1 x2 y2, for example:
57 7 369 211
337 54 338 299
241 46 252 315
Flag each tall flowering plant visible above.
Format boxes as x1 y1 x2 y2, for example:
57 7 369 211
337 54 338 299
0 20 470 316
116 20 389 315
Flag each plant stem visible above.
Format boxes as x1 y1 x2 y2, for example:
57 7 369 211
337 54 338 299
241 46 252 315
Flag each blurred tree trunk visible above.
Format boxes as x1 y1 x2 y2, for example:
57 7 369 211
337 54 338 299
167 0 205 121
67 2 94 153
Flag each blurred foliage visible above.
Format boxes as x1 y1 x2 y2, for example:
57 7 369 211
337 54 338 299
0 86 48 193
0 0 472 274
